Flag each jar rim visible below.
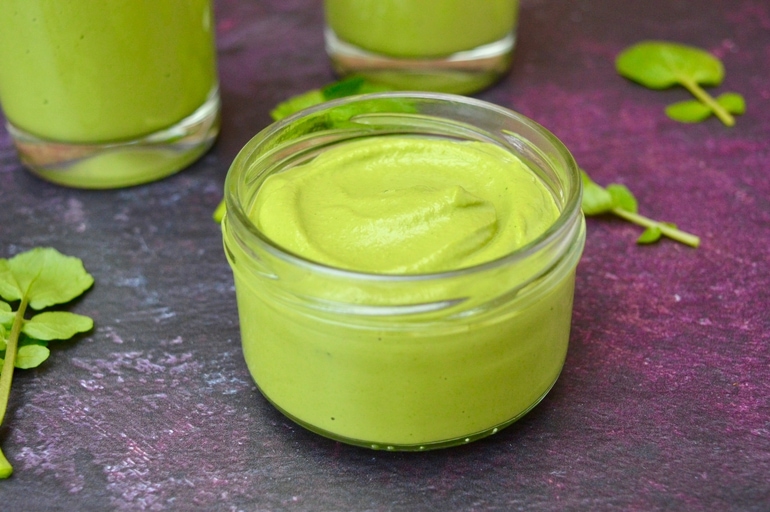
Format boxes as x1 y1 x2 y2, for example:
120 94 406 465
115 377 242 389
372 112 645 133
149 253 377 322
223 91 582 282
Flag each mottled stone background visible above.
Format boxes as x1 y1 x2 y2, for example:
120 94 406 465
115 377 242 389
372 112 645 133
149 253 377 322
1 0 768 510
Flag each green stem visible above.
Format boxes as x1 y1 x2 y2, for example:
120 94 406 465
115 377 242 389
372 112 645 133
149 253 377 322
0 447 11 478
679 77 735 127
611 208 701 247
0 295 27 479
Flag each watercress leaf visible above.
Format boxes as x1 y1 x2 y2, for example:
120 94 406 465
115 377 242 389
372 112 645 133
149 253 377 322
0 260 20 303
606 184 638 213
718 92 746 114
616 41 724 89
580 170 615 215
0 447 11 478
0 308 13 328
14 343 50 370
616 40 738 126
3 248 94 310
0 301 9 312
5 337 49 371
666 92 746 123
666 99 712 123
321 76 369 99
582 168 700 247
1 248 94 479
637 226 663 244
270 77 395 122
270 89 326 121
322 76 392 100
212 200 227 224
23 312 93 341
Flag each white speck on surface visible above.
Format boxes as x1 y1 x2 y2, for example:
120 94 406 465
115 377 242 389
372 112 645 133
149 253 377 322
63 197 87 232
104 327 125 344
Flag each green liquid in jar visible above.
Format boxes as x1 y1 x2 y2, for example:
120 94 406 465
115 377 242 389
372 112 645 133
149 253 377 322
325 0 518 58
0 0 217 143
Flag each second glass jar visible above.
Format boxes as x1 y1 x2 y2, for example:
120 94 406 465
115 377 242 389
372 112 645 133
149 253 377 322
324 0 519 95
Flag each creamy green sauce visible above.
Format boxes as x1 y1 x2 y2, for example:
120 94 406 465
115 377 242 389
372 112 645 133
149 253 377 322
228 134 577 447
251 136 559 274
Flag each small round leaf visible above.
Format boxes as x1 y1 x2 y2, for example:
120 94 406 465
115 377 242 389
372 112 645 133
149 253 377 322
616 41 724 89
23 312 94 341
2 248 94 310
666 100 712 123
15 343 51 369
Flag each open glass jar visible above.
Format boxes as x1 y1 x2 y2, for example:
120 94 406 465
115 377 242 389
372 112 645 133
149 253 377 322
0 0 219 188
324 0 519 94
222 93 585 450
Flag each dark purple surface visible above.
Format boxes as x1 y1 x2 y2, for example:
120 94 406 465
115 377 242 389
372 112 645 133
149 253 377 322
1 0 768 510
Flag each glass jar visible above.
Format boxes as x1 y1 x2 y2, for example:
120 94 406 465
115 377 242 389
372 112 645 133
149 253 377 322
222 92 585 450
0 0 219 188
324 0 519 95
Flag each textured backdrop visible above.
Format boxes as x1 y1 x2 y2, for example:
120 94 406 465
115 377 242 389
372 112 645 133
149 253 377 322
1 0 768 510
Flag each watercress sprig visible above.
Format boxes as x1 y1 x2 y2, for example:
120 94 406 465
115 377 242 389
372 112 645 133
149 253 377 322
581 170 700 248
0 247 94 479
616 41 744 126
